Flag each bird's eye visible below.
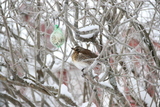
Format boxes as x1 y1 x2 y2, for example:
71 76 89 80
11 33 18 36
75 49 79 51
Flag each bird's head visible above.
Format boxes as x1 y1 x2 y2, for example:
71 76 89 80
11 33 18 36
71 46 82 52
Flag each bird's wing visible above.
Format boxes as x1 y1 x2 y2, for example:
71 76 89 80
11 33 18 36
78 53 96 64
79 49 98 58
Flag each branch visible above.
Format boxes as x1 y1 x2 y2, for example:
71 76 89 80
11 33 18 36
15 90 36 107
75 31 99 42
0 46 9 52
63 19 99 35
118 6 160 67
0 5 16 71
82 71 130 106
134 22 160 67
0 73 77 106
0 92 22 107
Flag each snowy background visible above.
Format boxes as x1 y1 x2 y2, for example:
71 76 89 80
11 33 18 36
0 0 160 107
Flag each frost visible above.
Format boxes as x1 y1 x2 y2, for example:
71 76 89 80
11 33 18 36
53 51 63 59
79 25 99 39
79 25 99 32
99 81 113 89
117 82 125 94
80 102 96 107
0 72 5 76
130 78 156 107
138 1 155 23
0 0 159 106
46 54 53 66
79 33 95 39
98 72 105 78
23 78 35 84
60 84 73 99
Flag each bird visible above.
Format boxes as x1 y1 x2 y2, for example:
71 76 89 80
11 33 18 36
71 46 98 70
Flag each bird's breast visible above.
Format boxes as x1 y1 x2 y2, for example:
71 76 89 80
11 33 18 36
72 60 89 70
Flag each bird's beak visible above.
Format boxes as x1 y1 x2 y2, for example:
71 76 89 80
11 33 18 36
71 47 75 50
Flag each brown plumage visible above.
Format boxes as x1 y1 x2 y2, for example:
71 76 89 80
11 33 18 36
71 46 98 70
